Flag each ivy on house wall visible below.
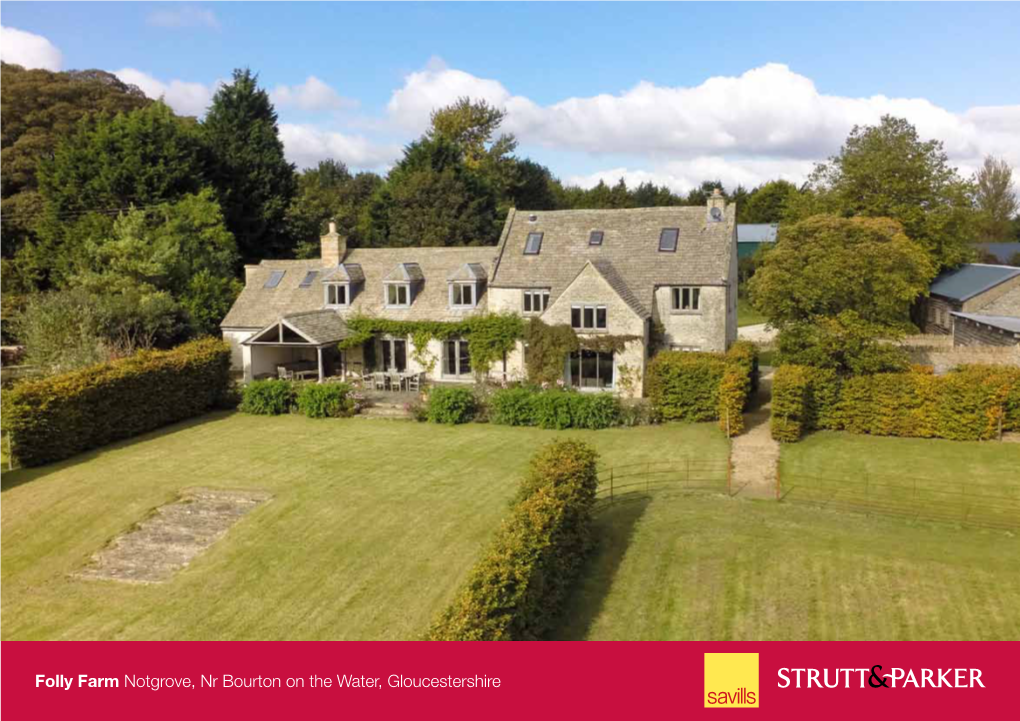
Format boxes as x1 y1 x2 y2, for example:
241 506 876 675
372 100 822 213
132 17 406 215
523 318 642 385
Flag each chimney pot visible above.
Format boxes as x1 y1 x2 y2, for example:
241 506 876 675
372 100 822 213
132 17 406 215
329 220 337 234
321 222 346 266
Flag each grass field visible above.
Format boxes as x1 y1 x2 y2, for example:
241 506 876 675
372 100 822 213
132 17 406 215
737 296 766 327
0 412 727 640
560 492 1020 640
779 432 1020 528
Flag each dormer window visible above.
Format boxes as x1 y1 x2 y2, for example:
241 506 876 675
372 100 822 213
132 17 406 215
524 232 543 255
450 282 477 308
589 231 604 246
659 228 679 252
386 283 410 307
324 283 349 308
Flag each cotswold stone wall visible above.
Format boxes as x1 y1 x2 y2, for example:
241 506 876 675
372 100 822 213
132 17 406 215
653 285 729 352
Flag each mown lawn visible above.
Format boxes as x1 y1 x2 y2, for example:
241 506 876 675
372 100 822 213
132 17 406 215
0 412 727 640
737 296 766 327
561 432 1020 640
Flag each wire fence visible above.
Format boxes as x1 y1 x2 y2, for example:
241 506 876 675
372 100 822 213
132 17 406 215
779 472 1020 530
595 459 731 507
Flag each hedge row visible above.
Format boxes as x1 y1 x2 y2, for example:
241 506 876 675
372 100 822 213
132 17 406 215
490 387 621 430
240 380 356 418
645 341 758 436
426 440 600 640
2 337 232 467
425 386 477 424
771 364 1020 442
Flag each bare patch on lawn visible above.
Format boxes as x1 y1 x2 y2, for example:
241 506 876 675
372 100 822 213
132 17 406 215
77 488 271 584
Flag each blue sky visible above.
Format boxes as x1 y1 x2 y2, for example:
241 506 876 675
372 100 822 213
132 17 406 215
4 2 1019 191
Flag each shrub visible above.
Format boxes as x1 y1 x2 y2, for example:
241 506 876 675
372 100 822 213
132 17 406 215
426 386 476 424
2 338 231 467
647 342 757 435
295 382 355 418
240 379 297 415
426 440 600 640
490 386 537 426
771 363 1019 442
490 387 620 430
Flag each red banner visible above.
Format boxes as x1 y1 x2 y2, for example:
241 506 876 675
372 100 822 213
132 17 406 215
3 641 1015 719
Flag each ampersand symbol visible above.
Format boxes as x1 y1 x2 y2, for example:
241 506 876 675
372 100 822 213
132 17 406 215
869 665 889 688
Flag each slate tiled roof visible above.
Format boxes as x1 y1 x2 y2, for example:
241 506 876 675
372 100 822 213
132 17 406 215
282 310 351 345
951 312 1020 334
321 263 365 283
590 260 651 319
929 264 1020 302
490 205 735 312
221 247 498 329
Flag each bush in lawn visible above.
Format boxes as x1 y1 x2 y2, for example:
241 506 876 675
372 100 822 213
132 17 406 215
490 386 537 426
239 379 297 415
426 386 476 424
2 337 231 467
295 382 355 418
426 440 599 641
571 393 621 430
491 387 620 429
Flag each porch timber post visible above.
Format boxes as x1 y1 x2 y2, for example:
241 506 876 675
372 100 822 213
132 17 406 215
317 346 324 382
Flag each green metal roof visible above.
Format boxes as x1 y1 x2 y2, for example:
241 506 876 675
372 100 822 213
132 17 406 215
929 264 1020 302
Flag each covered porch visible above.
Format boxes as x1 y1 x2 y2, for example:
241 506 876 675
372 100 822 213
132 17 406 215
242 311 350 382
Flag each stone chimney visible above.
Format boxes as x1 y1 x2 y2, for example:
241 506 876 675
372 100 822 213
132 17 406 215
244 265 260 286
707 188 726 222
320 220 347 266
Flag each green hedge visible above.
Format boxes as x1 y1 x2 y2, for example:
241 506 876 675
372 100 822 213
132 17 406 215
771 364 1019 442
426 386 477 424
490 387 620 430
646 341 757 436
426 440 600 640
2 337 231 467
296 382 355 418
240 379 297 415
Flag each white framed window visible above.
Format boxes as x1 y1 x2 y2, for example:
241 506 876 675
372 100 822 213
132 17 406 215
568 350 614 390
671 286 700 312
324 283 349 307
449 282 476 308
444 338 472 377
571 304 607 331
385 283 410 307
523 289 550 314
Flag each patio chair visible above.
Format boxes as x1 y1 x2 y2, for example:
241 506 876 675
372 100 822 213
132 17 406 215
405 372 422 393
277 366 294 380
372 373 387 391
388 373 404 392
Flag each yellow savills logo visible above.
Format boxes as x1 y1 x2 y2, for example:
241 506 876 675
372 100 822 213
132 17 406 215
704 653 759 708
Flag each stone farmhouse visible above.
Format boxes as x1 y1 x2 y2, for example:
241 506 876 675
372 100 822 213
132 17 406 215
919 263 1020 347
220 190 738 397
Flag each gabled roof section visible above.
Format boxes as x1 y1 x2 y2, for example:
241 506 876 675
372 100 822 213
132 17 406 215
282 310 351 345
321 263 365 283
447 262 488 282
490 205 735 314
222 248 496 329
929 264 1020 302
384 262 424 283
590 260 651 319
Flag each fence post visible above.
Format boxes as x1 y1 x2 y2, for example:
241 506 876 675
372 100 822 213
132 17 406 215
610 468 614 505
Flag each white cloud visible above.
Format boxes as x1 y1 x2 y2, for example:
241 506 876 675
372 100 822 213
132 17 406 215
566 158 816 196
147 6 219 30
271 76 355 112
387 61 1020 190
114 68 218 117
0 26 62 71
279 124 401 171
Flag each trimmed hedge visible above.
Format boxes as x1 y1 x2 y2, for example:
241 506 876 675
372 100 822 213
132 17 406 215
2 337 231 467
426 439 600 640
296 382 355 418
490 387 621 430
646 341 758 436
426 386 477 424
771 363 1020 442
240 379 297 415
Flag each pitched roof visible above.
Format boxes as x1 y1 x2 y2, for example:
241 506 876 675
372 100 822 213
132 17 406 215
929 264 1020 302
490 205 735 313
283 310 351 344
221 247 497 329
447 262 488 281
384 262 425 283
321 263 365 283
737 223 779 244
951 312 1020 335
590 260 651 319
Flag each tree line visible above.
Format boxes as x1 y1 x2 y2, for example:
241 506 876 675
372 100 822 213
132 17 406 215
2 61 1018 373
